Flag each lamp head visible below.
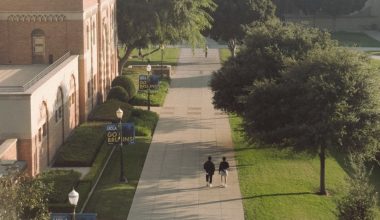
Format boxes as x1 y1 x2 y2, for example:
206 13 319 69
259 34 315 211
68 188 79 206
116 107 123 119
146 64 152 72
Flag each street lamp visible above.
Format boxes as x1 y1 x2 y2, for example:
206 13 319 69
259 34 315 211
68 188 79 220
160 44 165 76
116 107 128 183
146 64 152 111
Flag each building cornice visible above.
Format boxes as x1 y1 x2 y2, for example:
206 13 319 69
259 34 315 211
0 4 100 21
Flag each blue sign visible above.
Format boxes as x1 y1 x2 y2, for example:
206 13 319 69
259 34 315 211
122 122 135 144
105 123 135 145
139 74 160 91
51 213 97 220
149 75 160 90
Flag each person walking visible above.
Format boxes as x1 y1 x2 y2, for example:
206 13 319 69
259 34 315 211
219 157 230 187
204 44 208 58
203 156 215 187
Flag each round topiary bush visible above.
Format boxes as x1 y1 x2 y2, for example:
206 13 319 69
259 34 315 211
111 75 136 99
107 86 130 102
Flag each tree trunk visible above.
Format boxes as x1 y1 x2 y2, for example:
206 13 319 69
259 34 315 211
228 39 237 57
118 47 134 75
319 145 327 195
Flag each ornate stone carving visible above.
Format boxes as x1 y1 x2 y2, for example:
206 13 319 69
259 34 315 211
8 14 65 22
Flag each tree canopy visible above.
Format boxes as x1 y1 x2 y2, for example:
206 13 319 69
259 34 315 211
0 174 51 220
117 0 215 73
209 0 275 56
210 19 335 114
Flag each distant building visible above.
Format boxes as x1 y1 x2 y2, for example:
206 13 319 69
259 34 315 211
0 0 118 176
274 0 380 31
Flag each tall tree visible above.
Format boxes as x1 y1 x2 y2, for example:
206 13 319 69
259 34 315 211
209 0 275 57
210 19 334 114
117 0 215 73
244 47 380 194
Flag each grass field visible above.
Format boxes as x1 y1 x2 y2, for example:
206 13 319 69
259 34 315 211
219 48 231 63
84 137 151 220
230 115 380 219
331 32 380 47
229 115 352 219
121 47 180 67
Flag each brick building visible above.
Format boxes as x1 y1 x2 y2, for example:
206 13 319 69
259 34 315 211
0 0 118 176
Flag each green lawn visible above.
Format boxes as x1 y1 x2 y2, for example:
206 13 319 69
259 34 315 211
219 48 231 63
230 115 351 219
331 32 380 47
121 47 180 67
84 137 151 220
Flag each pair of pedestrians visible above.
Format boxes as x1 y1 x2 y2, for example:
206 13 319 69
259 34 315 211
203 156 229 188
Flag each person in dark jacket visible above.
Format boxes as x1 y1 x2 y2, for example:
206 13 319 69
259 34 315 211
219 157 230 187
203 156 215 187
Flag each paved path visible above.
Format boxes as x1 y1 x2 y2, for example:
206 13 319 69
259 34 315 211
127 48 245 220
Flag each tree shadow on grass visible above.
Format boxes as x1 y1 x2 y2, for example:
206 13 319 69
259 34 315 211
245 192 315 199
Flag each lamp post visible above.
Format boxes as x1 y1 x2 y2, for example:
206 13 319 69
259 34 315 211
160 44 164 76
68 188 79 220
116 107 127 183
146 64 152 111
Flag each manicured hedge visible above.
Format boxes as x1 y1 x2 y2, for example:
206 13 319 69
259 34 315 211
112 75 137 98
129 109 159 136
88 99 133 122
107 86 130 102
53 122 105 167
45 142 113 213
39 170 81 204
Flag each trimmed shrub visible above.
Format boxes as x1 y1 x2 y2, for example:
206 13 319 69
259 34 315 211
112 75 137 98
129 109 159 136
88 99 133 122
38 170 81 204
107 86 130 102
53 122 105 167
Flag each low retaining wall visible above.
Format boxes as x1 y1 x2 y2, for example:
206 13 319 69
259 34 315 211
128 65 172 78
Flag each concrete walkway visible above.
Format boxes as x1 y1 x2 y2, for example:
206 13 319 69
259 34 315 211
127 48 245 220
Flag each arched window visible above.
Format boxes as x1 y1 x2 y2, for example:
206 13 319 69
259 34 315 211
32 29 45 63
55 88 63 123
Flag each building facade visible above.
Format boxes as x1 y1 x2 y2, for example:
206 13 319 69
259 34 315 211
0 0 118 176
